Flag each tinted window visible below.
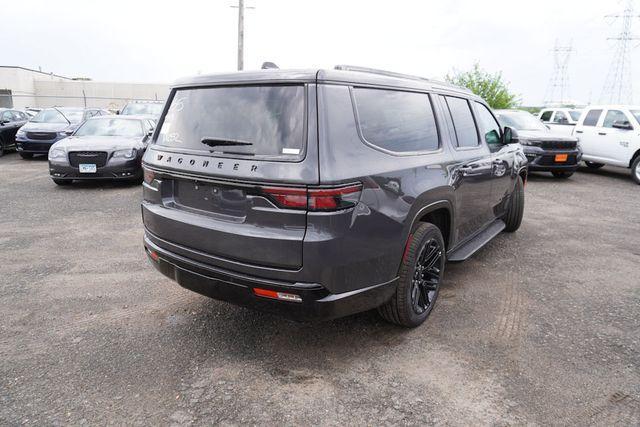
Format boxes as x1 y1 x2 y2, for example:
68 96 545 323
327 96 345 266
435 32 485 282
474 103 501 145
354 88 439 153
445 96 479 148
553 111 568 123
603 110 629 128
583 109 602 126
1 111 12 121
156 85 305 160
540 111 553 121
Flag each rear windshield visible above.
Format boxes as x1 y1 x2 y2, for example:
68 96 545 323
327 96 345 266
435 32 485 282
155 85 305 160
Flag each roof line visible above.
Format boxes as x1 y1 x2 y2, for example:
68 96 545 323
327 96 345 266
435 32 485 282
0 65 73 80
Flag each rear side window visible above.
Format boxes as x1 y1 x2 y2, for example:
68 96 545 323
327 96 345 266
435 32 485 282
156 85 306 160
583 109 602 126
553 111 568 123
353 88 439 153
444 96 479 148
540 111 553 121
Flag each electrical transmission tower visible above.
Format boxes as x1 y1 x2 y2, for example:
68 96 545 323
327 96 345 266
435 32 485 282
601 0 640 105
544 40 574 106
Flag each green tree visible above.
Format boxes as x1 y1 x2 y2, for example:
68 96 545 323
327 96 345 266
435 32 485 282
446 63 520 109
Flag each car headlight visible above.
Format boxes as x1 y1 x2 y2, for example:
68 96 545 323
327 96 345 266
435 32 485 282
112 148 136 159
48 148 66 161
520 139 541 146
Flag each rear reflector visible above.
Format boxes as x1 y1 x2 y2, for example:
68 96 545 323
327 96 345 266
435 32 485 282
148 249 159 262
253 288 302 303
260 183 362 211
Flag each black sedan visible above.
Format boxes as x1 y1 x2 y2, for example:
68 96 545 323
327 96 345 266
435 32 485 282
0 108 29 156
48 116 155 185
496 110 582 179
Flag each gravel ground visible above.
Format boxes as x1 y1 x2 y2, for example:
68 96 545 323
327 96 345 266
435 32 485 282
1 152 639 426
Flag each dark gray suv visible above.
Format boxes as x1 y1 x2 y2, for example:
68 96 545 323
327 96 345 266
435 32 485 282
141 66 527 327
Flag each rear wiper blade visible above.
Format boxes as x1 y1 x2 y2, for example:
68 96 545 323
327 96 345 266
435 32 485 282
201 137 253 147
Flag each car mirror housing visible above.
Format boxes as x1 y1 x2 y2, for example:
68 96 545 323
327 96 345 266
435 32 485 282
612 120 633 130
502 126 520 145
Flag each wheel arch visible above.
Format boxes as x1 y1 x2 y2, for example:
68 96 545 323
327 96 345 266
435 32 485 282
407 200 454 251
629 149 640 168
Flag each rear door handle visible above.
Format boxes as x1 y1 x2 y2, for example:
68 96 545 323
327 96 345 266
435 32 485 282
575 130 583 134
598 132 607 136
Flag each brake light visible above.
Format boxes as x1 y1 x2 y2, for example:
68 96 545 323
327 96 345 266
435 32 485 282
261 186 307 209
308 185 362 211
260 184 362 211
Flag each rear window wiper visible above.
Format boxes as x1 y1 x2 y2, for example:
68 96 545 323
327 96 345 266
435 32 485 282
201 137 253 148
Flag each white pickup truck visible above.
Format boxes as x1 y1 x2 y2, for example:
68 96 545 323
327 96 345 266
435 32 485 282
572 105 640 184
539 108 582 136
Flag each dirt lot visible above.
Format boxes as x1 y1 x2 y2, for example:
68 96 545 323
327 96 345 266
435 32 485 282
1 152 639 425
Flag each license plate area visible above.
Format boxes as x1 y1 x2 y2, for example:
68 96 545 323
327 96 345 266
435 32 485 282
554 154 568 163
173 179 249 217
79 164 97 173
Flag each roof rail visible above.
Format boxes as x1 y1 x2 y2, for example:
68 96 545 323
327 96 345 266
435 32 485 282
334 65 431 83
333 65 472 94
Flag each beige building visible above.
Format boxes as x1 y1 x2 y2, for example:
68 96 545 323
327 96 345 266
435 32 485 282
0 66 169 110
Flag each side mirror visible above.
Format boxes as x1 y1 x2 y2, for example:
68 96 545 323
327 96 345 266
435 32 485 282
143 128 154 143
612 120 633 130
0 120 8 125
503 126 519 145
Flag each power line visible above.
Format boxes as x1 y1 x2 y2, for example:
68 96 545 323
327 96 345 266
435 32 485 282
544 39 574 106
600 0 640 104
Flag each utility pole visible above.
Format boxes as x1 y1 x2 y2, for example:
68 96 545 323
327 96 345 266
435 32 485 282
231 0 254 71
237 0 244 71
543 39 574 106
600 0 640 104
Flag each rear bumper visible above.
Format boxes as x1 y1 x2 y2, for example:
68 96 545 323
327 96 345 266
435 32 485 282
524 147 582 172
143 233 397 322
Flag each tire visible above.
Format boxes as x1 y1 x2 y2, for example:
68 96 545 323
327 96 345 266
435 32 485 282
585 161 604 169
19 152 33 159
378 223 445 328
631 156 640 185
52 178 71 186
504 175 524 232
552 171 573 179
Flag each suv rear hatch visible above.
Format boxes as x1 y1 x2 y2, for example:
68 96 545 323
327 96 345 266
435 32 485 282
142 84 319 270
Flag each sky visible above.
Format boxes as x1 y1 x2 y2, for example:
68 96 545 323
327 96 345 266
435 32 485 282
2 0 638 105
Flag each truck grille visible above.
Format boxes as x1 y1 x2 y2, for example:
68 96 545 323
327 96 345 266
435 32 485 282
26 132 57 140
69 151 108 167
540 140 577 150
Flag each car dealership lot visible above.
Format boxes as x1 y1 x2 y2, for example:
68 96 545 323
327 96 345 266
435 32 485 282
1 153 639 425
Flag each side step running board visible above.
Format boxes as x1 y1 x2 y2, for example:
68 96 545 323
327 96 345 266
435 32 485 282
447 219 506 262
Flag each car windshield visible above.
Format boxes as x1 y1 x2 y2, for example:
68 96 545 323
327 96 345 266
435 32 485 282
497 112 547 131
569 110 581 121
121 103 164 116
74 118 143 137
155 85 305 160
630 110 640 125
31 109 72 124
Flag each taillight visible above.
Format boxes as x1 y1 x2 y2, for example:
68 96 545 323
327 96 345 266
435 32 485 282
260 184 362 211
308 185 362 211
261 186 307 209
